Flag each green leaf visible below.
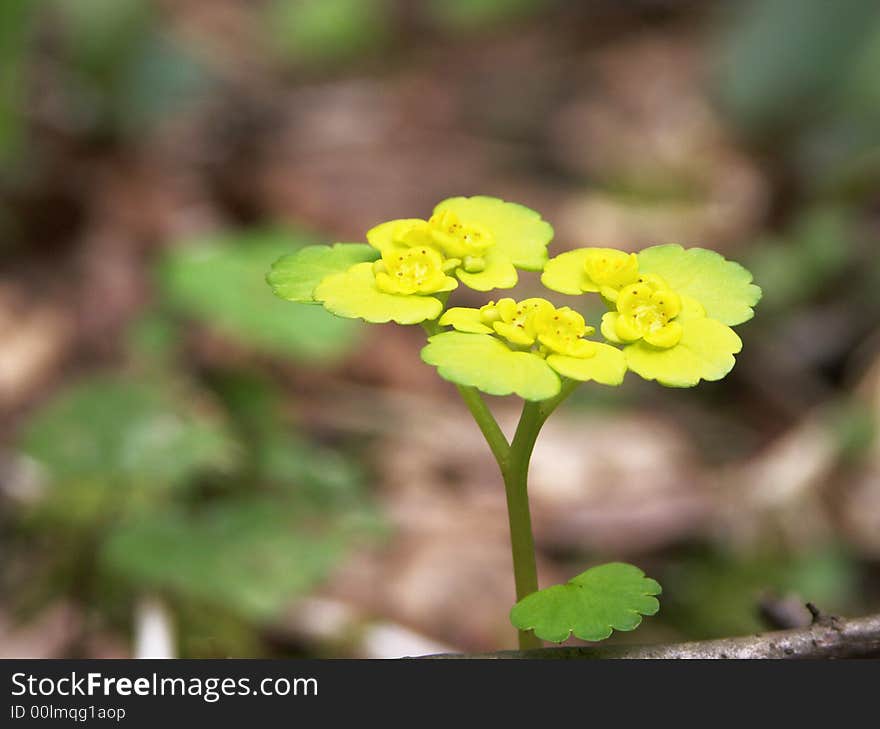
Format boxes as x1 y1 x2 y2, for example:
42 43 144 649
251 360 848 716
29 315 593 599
637 244 761 326
207 369 367 508
510 562 662 643
55 0 154 72
20 376 235 489
126 310 178 367
18 376 235 528
102 498 377 619
421 331 561 401
0 0 34 167
160 228 362 360
265 0 390 65
427 0 544 31
267 243 378 303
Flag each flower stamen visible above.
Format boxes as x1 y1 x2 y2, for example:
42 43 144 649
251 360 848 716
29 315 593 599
373 246 457 295
583 248 640 300
614 275 683 348
426 210 496 259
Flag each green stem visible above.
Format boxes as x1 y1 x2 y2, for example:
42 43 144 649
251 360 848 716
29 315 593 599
502 400 543 650
429 310 582 650
538 377 581 421
455 385 510 469
452 378 581 651
501 380 580 650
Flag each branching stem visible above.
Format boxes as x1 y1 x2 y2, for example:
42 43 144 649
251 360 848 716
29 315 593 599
455 385 510 470
454 378 579 651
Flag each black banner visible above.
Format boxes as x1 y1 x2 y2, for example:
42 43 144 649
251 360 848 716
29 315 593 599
2 659 875 725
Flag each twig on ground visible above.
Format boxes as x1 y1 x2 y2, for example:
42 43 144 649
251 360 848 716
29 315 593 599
421 612 880 659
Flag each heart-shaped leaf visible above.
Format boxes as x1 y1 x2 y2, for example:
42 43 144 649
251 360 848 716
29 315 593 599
510 562 662 643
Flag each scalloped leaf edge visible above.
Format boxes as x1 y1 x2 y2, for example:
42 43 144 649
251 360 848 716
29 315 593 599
510 562 662 643
267 243 378 303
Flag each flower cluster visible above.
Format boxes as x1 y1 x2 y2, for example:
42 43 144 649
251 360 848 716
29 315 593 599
268 195 760 398
269 196 553 326
425 298 625 399
541 244 760 387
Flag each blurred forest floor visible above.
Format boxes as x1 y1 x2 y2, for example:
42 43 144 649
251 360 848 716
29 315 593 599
1 0 880 657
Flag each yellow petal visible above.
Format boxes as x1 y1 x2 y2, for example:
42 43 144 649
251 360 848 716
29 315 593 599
494 321 536 346
439 307 494 334
366 219 430 253
614 313 644 342
650 289 681 319
643 321 683 348
600 312 624 344
494 298 518 321
582 248 639 290
616 283 654 316
541 249 597 295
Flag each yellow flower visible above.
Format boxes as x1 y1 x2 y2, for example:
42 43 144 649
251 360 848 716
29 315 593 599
269 197 555 325
541 247 639 301
607 274 684 348
598 271 746 387
372 246 458 296
426 297 626 400
543 245 760 387
367 196 553 293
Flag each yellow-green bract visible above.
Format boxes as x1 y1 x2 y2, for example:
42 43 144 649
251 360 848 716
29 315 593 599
267 196 554 324
423 297 626 401
267 196 760 393
543 244 761 387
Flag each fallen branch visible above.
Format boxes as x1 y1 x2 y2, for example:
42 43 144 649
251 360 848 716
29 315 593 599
423 612 880 659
